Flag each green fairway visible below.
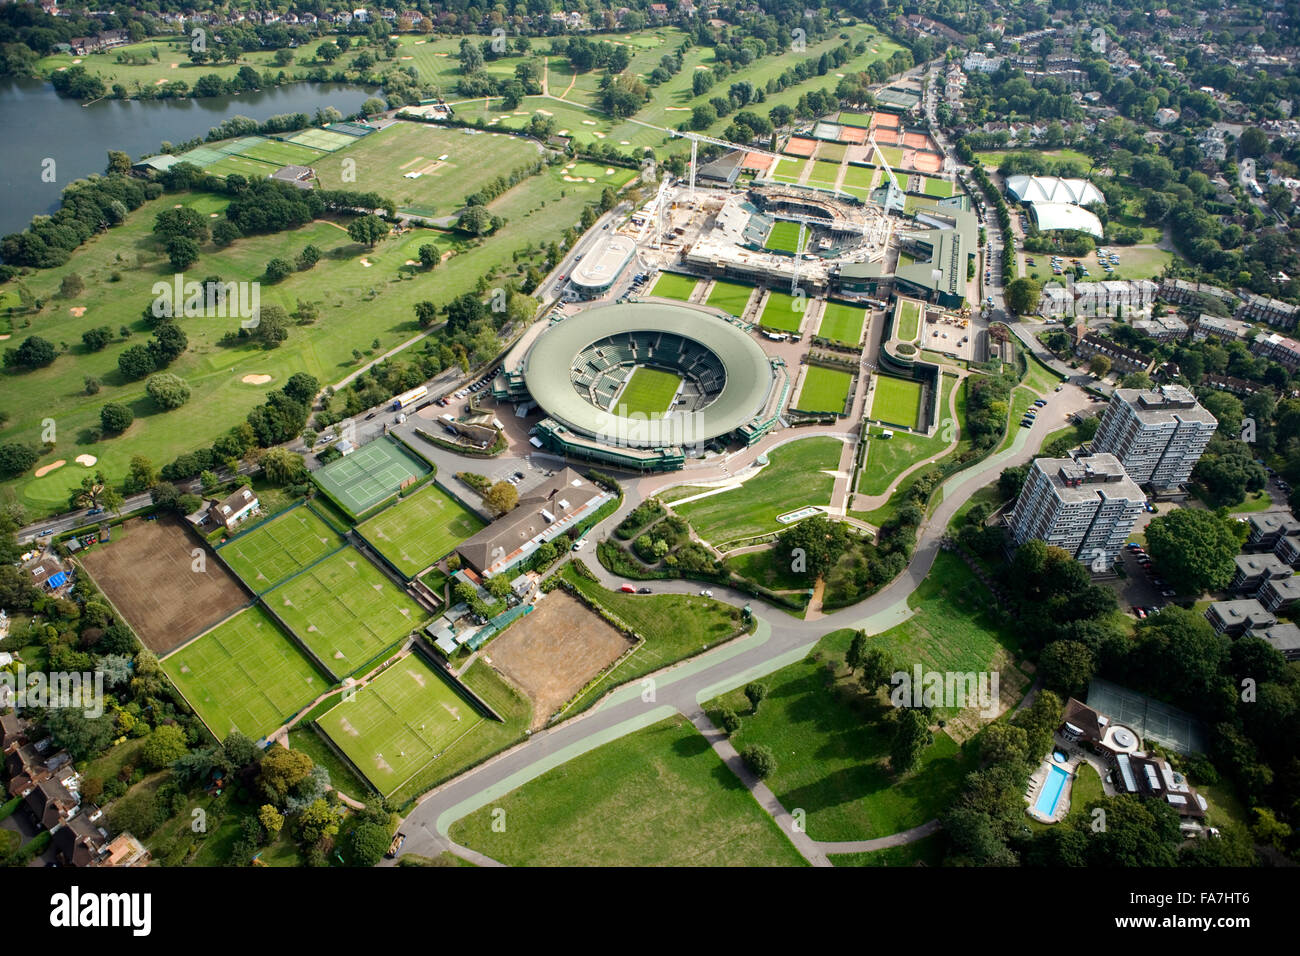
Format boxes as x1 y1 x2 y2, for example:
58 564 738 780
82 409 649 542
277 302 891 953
615 366 681 418
817 301 867 347
758 290 806 333
704 279 755 315
871 375 923 429
448 716 806 866
796 366 853 414
650 271 699 301
764 220 808 254
674 436 842 547
161 606 328 741
706 628 977 842
267 547 427 678
358 483 485 578
313 438 431 518
318 653 484 796
217 505 343 593
896 298 922 340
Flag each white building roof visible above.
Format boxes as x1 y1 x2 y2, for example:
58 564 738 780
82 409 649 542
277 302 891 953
1006 175 1105 207
1030 202 1104 237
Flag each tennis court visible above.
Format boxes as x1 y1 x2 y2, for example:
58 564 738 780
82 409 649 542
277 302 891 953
921 176 954 198
765 221 808 254
796 366 853 414
758 290 806 333
204 155 280 179
285 127 358 151
1086 679 1208 755
617 367 681 417
817 301 867 347
318 652 485 795
705 279 755 315
357 483 485 578
650 272 699 301
313 437 432 518
241 139 327 167
161 606 327 741
217 505 343 593
871 374 923 429
267 547 427 678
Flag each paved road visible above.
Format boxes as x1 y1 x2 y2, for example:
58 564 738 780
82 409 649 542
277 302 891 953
389 378 1092 865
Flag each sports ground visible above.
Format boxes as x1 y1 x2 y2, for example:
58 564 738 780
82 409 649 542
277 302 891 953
764 221 808 254
758 291 806 333
797 366 854 415
896 299 923 340
615 367 681 417
871 375 924 430
318 652 485 795
650 272 699 301
313 437 432 518
217 505 343 593
266 547 427 678
704 279 755 316
357 483 485 578
817 301 867 347
161 606 327 741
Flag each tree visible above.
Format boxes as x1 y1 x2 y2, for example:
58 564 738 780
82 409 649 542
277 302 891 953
167 236 200 271
456 205 493 236
744 682 768 714
1039 640 1095 697
3 336 56 370
1145 509 1238 594
258 746 314 803
347 214 389 248
482 480 518 516
141 724 189 770
845 631 868 674
260 447 307 486
297 244 321 270
146 373 192 410
1239 127 1269 158
100 403 134 434
348 821 390 867
414 301 438 329
117 344 157 380
82 326 113 351
264 257 293 283
418 244 440 269
718 708 742 734
294 798 340 844
127 455 157 493
486 574 512 601
259 804 285 836
741 744 776 779
1005 277 1041 315
890 707 932 774
0 444 39 479
61 273 85 298
1088 354 1112 379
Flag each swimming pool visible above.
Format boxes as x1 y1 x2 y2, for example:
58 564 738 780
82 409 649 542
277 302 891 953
1034 764 1070 816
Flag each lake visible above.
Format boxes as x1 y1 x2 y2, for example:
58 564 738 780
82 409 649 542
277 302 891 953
0 78 377 235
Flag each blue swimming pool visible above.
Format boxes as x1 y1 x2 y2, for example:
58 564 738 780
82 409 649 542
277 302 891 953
1034 765 1069 816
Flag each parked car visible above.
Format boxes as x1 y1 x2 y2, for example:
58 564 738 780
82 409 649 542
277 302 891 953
637 587 652 594
385 832 407 859
699 589 714 597
1133 607 1147 619
620 584 636 593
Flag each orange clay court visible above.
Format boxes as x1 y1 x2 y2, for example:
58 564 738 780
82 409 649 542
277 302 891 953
783 136 817 157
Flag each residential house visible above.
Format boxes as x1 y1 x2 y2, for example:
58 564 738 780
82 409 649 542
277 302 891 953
1205 598 1276 637
210 485 259 532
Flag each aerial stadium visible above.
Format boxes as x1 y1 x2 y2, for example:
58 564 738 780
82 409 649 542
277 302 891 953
497 301 788 471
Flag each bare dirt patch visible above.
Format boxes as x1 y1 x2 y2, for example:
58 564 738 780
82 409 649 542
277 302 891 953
79 515 250 655
487 590 633 729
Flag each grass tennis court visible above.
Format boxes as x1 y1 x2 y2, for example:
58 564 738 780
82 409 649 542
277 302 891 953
896 298 922 340
267 547 427 678
161 606 327 741
808 159 842 185
705 279 755 315
817 301 866 347
218 506 343 593
842 164 875 190
240 139 327 167
770 156 810 183
796 366 853 414
204 155 280 179
616 366 681 417
871 374 924 429
357 483 484 577
921 176 954 198
285 127 358 151
313 437 431 518
650 272 699 301
764 221 808 254
817 142 848 162
318 653 485 795
758 290 806 333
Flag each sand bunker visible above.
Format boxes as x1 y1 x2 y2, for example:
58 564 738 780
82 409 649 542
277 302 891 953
536 109 553 116
74 454 97 467
405 259 417 265
34 460 65 478
69 306 86 317
360 258 373 267
605 168 615 175
241 373 273 385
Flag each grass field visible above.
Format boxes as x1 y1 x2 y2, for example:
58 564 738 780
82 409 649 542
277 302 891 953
616 366 681 418
896 298 922 340
1022 352 1066 395
650 271 699 301
817 142 848 162
808 159 842 186
920 176 954 198
722 548 814 594
318 652 484 795
161 606 328 741
313 438 431 517
973 148 1093 172
673 436 842 547
859 377 963 496
817 301 867 347
796 366 853 415
448 716 806 866
764 220 809 254
240 140 328 167
706 628 977 842
267 547 426 678
217 505 343 593
871 375 924 429
357 483 484 578
704 279 755 315
758 290 806 333
769 156 811 184
203 154 280 180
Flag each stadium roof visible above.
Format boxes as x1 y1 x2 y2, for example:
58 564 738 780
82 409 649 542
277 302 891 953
570 235 637 292
521 302 776 448
1029 202 1104 237
1006 175 1104 206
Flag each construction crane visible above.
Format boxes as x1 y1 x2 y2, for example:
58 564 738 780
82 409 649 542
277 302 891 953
626 119 783 198
867 129 902 207
777 211 834 295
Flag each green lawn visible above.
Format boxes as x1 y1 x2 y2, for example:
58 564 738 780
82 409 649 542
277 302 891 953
995 387 1038 454
816 301 867 347
357 483 485 578
318 653 485 796
267 546 427 678
796 365 853 415
161 606 329 741
817 142 848 162
765 220 809 254
1022 352 1065 395
286 725 371 803
830 832 945 866
706 628 977 842
920 176 954 198
758 290 807 333
650 271 699 301
448 717 806 866
673 436 842 547
870 374 923 429
704 279 755 316
842 164 875 191
808 159 842 186
217 504 343 593
896 298 922 341
723 547 814 593
769 156 811 184
859 377 963 496
1065 762 1105 820
616 366 681 418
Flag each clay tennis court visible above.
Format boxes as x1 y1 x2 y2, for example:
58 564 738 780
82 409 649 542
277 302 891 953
486 590 634 729
838 125 868 144
870 111 899 129
903 131 936 150
79 516 251 655
783 136 817 158
909 151 943 173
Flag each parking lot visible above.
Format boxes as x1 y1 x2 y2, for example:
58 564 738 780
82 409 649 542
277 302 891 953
486 457 556 499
